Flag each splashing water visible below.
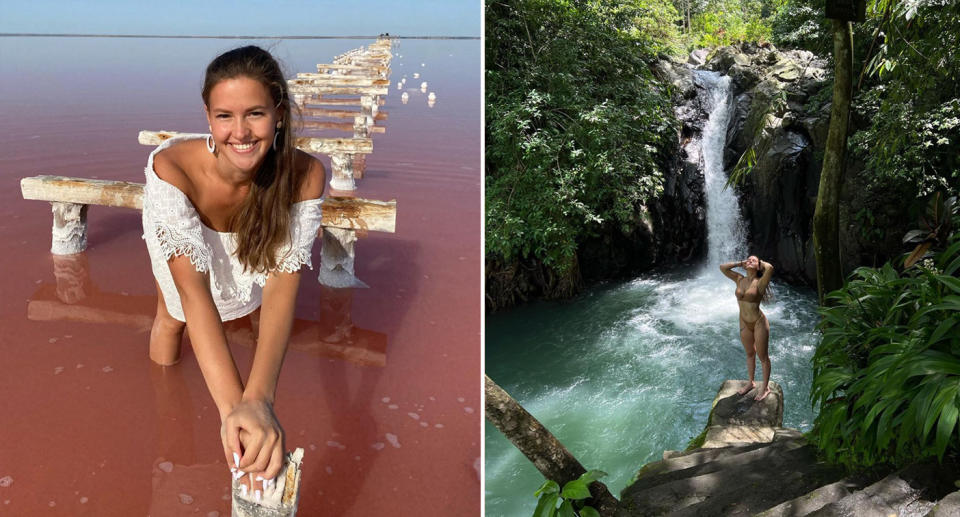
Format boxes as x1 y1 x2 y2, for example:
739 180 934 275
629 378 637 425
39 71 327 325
485 70 820 517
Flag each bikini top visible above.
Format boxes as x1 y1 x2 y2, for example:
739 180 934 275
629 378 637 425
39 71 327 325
736 278 763 303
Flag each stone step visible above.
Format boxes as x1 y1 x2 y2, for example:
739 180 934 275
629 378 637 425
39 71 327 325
754 478 864 517
701 424 776 448
924 490 960 516
666 446 843 517
625 438 806 496
655 428 804 474
644 443 770 479
621 442 841 516
807 473 936 517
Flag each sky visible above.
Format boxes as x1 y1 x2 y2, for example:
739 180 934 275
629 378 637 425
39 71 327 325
0 0 481 37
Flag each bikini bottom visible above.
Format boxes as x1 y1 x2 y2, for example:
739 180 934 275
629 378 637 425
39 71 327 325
740 314 765 332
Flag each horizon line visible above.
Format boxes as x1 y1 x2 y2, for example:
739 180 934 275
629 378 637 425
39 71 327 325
0 33 479 40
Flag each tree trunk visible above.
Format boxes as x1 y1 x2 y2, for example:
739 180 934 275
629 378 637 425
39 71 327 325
484 375 621 516
813 18 853 305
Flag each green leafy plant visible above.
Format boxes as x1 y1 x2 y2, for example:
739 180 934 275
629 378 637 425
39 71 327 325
486 0 678 277
810 209 960 468
532 470 607 517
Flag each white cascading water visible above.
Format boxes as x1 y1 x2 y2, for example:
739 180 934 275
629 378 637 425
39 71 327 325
698 71 747 267
485 70 819 517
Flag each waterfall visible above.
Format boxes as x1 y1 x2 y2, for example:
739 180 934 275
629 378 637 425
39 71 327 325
695 70 747 268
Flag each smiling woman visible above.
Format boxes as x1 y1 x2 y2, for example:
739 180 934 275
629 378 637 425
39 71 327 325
141 45 325 501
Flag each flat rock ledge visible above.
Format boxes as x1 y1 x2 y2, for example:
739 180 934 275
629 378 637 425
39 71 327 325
704 379 784 448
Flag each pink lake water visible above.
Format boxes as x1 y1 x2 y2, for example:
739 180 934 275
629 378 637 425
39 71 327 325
0 37 481 515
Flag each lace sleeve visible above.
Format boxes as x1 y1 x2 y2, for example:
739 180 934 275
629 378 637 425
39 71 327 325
142 178 212 273
258 199 324 283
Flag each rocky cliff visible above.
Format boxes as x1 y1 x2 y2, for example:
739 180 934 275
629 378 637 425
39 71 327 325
664 43 917 286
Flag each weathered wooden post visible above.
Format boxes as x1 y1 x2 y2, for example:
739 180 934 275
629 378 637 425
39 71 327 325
50 202 88 254
231 449 304 517
318 227 368 288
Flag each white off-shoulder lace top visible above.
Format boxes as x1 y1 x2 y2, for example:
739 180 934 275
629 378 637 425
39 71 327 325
141 134 323 322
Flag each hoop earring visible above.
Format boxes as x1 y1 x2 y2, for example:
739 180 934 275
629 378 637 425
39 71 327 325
273 131 280 151
206 134 215 154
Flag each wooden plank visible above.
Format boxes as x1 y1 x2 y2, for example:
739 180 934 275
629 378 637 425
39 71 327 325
292 135 372 154
20 175 396 233
299 107 389 121
316 64 389 73
323 197 396 233
287 83 389 96
300 121 385 134
21 176 144 209
292 75 389 87
138 130 373 155
299 97 386 108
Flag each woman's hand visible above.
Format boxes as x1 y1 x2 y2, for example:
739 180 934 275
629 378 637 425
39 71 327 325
221 398 285 495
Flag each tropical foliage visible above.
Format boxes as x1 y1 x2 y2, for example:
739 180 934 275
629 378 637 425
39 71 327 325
810 197 960 468
531 470 607 517
485 0 677 275
774 0 960 201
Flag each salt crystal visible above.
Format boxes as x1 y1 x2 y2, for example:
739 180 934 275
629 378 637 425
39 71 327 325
387 404 398 410
49 501 55 507
0 476 12 487
407 412 419 421
80 497 88 504
309 444 317 451
325 466 333 475
385 433 401 448
178 493 194 504
208 512 220 517
102 366 113 373
158 462 173 473
457 397 465 403
419 422 428 427
326 441 346 450
48 338 57 343
371 442 385 451
381 397 390 403
434 424 444 429
54 367 64 375
465 407 475 414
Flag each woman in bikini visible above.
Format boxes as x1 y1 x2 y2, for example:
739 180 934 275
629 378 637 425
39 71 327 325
142 46 325 497
720 255 774 401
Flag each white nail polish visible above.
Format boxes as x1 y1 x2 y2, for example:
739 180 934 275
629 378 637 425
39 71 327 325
233 470 245 480
233 452 240 468
262 479 267 491
230 467 237 473
255 490 261 501
256 476 264 481
240 484 247 496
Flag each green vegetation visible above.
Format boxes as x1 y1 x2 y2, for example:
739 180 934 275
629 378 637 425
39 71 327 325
485 0 678 278
775 0 960 202
810 195 960 469
532 470 608 517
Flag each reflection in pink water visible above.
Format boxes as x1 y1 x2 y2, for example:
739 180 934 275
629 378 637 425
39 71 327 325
0 37 480 515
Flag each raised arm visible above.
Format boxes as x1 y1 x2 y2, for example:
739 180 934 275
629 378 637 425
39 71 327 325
720 260 745 282
758 260 775 291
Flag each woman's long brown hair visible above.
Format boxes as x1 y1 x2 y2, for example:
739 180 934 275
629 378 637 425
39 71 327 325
202 45 304 274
